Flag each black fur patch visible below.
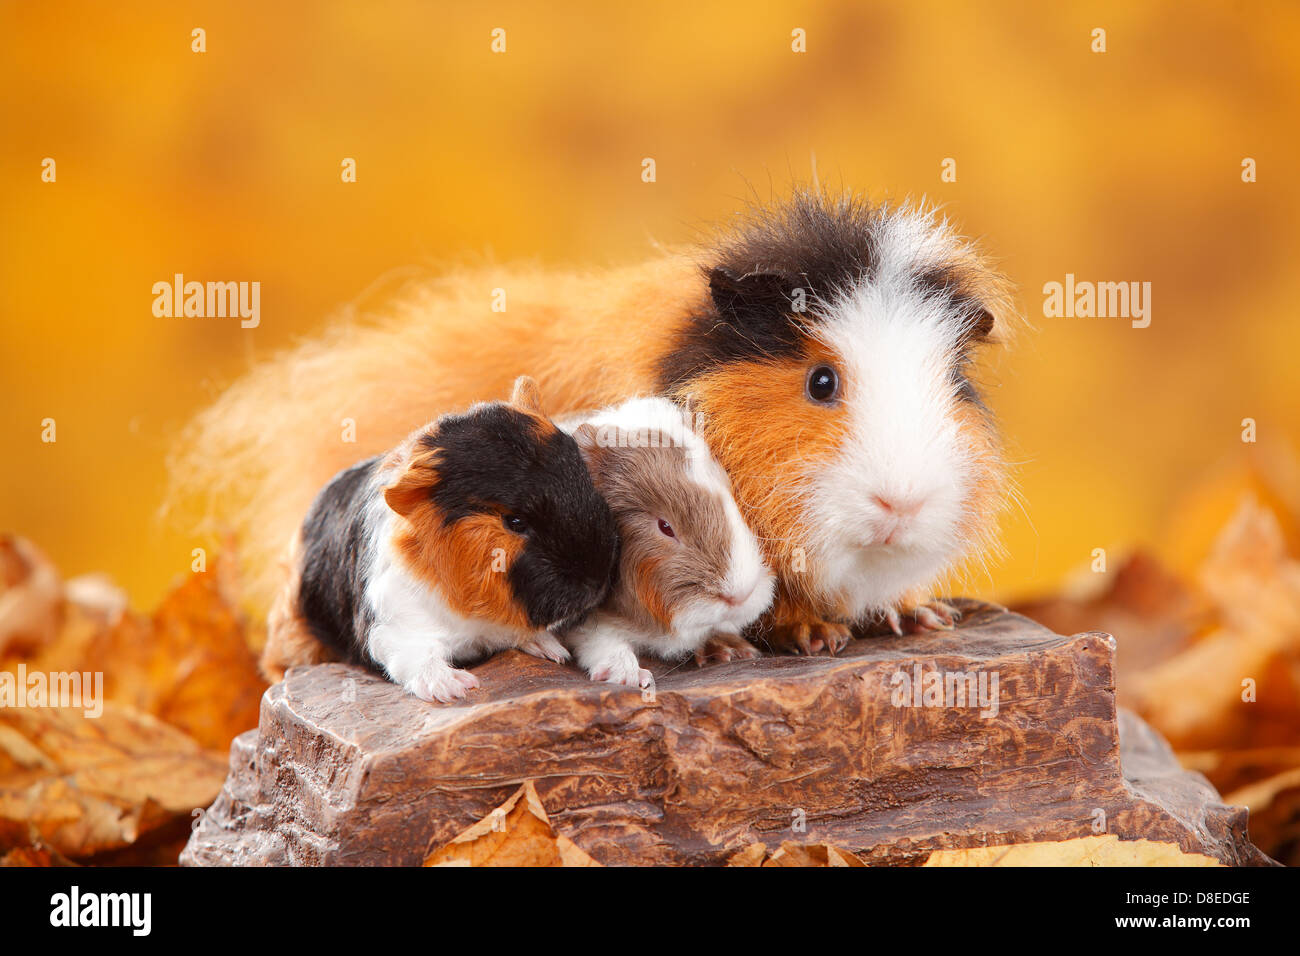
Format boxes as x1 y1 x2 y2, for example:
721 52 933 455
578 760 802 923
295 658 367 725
295 456 383 669
427 404 619 628
657 191 993 392
294 406 619 671
658 192 880 390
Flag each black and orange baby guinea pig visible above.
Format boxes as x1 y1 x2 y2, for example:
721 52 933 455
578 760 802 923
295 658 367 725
260 376 618 702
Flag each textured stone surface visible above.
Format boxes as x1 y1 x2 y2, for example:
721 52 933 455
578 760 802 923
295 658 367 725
181 601 1273 866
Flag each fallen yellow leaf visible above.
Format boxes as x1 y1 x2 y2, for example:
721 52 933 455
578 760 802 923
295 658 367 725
764 842 865 867
0 702 227 860
423 781 600 867
924 835 1221 867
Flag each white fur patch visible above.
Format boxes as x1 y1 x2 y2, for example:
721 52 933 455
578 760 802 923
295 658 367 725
800 207 983 618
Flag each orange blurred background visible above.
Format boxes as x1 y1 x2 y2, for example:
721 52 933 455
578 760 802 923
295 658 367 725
2 0 1298 611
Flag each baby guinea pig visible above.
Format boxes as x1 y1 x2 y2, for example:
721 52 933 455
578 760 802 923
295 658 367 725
557 397 776 688
260 376 618 702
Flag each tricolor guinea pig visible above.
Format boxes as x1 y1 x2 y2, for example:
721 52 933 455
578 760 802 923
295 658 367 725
556 397 775 688
180 189 1012 657
259 376 618 702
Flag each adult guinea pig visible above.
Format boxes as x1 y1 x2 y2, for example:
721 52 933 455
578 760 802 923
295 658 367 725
260 376 618 702
178 189 1012 656
556 397 775 688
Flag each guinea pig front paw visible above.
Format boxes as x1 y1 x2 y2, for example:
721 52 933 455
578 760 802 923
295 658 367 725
882 601 962 635
762 619 853 656
405 660 482 703
694 631 762 667
520 632 572 664
587 649 652 690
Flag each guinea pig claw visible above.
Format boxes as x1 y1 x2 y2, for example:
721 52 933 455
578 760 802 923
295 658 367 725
884 608 904 636
814 622 853 655
409 662 480 703
790 624 816 655
520 633 572 664
762 620 849 656
914 606 953 631
694 647 723 667
695 632 762 667
453 669 481 690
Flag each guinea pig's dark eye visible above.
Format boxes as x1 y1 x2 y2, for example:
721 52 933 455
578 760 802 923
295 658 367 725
503 514 528 535
657 518 676 539
806 364 839 404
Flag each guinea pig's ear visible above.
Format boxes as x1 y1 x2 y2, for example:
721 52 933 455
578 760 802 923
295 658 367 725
383 443 441 517
508 375 544 416
571 423 608 479
953 305 999 351
965 308 996 344
708 266 796 317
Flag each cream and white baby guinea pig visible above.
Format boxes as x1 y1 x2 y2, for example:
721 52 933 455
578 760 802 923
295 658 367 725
559 397 775 688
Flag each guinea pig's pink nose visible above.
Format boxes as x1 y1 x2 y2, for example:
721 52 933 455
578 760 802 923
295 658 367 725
873 494 925 518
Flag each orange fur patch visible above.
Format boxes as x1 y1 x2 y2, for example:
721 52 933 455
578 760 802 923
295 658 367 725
393 507 529 631
261 530 340 681
261 606 339 682
765 580 832 628
519 409 559 442
673 344 848 611
383 441 442 516
632 554 674 630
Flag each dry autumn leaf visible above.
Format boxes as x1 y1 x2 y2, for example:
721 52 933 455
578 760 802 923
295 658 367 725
1131 498 1300 753
1162 447 1300 578
924 835 1222 867
423 781 600 867
1224 769 1300 866
725 842 769 867
4 551 266 753
62 573 128 626
764 842 865 867
0 535 63 659
0 539 264 865
1 846 67 867
1178 745 1300 797
1014 551 1212 686
725 841 866 866
137 567 266 750
0 702 227 861
0 817 74 867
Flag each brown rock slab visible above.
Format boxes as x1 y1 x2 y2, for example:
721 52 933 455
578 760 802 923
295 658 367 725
181 601 1274 866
